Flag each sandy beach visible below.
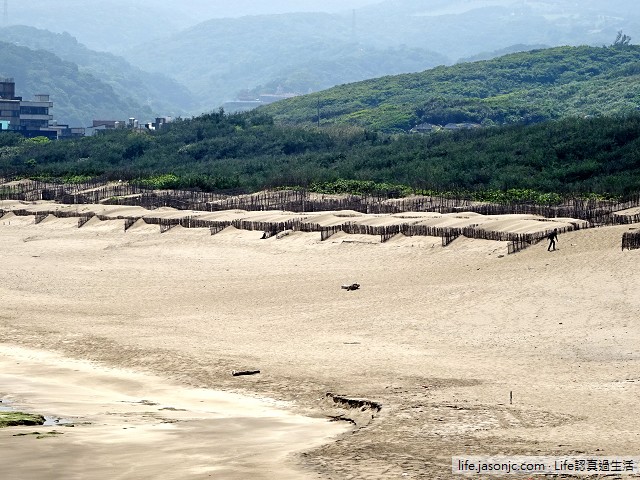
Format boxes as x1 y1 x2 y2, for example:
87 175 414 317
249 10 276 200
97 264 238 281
1 202 639 479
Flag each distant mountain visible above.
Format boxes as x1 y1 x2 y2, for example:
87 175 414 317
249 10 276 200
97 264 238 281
259 45 640 131
121 13 448 114
457 44 550 64
7 1 190 53
351 0 640 61
6 0 377 53
241 44 448 96
0 26 194 118
10 0 637 58
0 41 153 127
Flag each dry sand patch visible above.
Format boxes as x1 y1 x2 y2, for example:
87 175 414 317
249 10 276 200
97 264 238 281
1 206 639 479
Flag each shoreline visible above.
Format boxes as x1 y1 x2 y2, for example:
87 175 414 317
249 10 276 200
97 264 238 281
0 345 349 480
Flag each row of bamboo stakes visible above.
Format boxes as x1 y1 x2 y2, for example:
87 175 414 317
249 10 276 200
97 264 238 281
2 181 640 253
0 207 599 254
2 180 640 221
622 231 640 250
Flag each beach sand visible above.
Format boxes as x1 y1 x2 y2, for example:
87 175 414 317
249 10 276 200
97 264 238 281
1 205 639 479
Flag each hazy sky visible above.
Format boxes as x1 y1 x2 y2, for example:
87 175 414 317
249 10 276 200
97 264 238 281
5 0 637 54
178 0 378 17
9 0 378 24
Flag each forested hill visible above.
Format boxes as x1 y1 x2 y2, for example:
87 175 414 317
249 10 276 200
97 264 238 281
259 45 640 132
0 41 153 127
0 26 194 117
2 110 640 196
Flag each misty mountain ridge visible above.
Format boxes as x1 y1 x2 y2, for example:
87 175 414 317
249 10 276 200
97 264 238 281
5 0 374 52
121 12 449 114
0 41 153 127
349 0 638 59
0 26 194 119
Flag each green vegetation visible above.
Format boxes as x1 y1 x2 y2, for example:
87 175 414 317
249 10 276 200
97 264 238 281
261 46 640 132
306 181 571 205
0 412 46 428
3 107 640 197
0 41 153 127
121 1 640 114
307 179 413 197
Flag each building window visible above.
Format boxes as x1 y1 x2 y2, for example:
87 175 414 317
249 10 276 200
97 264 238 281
20 106 49 115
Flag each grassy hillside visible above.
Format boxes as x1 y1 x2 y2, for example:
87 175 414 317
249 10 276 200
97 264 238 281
0 26 195 118
260 45 640 131
2 110 640 196
0 42 153 127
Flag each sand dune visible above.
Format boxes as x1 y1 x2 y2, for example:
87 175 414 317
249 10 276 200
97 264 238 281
1 203 639 479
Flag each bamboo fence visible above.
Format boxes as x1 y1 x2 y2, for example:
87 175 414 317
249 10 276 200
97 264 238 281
622 231 640 250
2 180 640 225
2 181 640 253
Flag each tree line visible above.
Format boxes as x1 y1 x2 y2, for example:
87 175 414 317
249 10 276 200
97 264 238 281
2 109 640 199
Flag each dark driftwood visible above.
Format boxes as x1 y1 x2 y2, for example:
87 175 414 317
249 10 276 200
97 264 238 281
326 392 382 412
231 370 260 377
327 415 357 425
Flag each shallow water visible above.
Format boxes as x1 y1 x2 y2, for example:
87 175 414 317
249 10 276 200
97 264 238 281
1 399 72 426
43 415 74 426
0 345 348 480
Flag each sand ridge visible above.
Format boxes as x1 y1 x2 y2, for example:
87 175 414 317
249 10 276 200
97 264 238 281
0 200 583 239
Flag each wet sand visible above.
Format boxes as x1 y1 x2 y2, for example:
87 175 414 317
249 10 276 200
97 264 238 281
0 346 347 480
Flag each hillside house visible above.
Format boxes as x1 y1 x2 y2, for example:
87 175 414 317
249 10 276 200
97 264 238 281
410 122 440 133
444 122 482 131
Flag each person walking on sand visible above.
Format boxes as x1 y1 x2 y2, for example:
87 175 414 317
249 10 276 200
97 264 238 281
547 228 558 251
